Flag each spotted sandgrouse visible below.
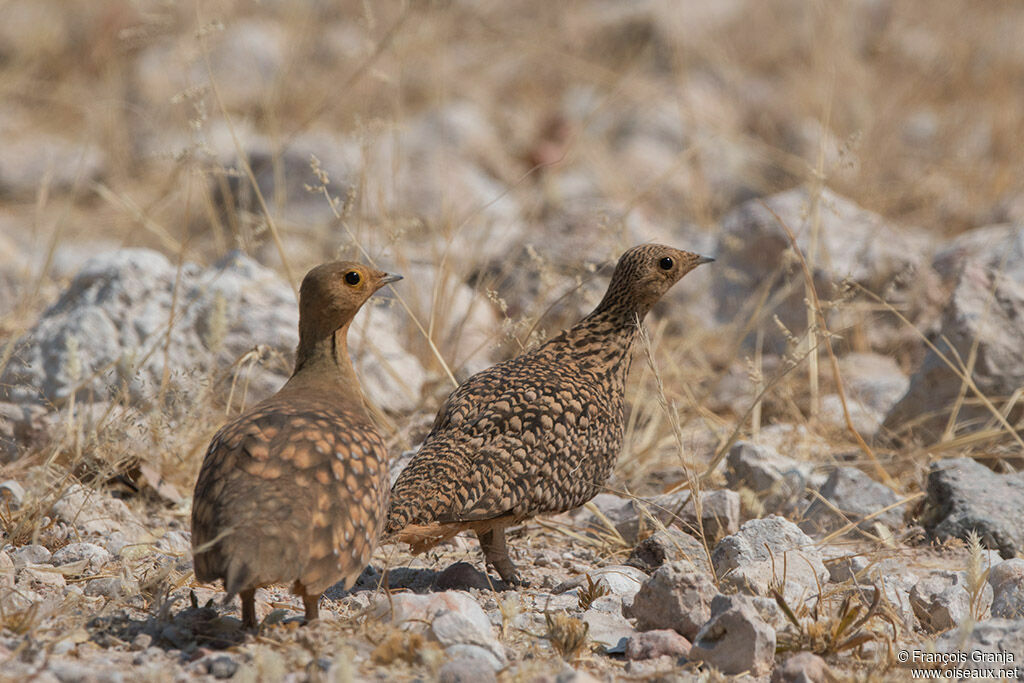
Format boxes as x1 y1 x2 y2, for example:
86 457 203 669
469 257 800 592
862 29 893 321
191 262 399 628
386 244 712 585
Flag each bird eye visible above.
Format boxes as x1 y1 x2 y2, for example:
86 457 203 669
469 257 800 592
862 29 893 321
344 271 361 286
659 257 674 270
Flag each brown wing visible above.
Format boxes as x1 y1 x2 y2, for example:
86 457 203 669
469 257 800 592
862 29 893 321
389 361 620 531
191 395 390 596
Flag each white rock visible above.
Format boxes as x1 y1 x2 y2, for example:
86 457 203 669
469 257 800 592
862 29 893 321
10 544 51 567
883 263 1024 442
18 565 65 590
725 440 817 514
800 466 905 534
370 591 506 670
583 565 648 606
910 570 993 632
624 562 717 640
689 594 776 677
52 484 146 538
51 542 112 573
0 550 14 588
0 480 25 508
990 559 1024 619
0 249 427 414
712 187 933 351
712 516 830 607
582 607 636 653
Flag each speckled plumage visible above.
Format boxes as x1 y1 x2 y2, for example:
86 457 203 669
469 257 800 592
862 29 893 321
191 262 399 628
386 244 712 585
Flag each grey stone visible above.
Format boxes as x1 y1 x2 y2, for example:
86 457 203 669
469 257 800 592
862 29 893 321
0 480 25 508
922 458 1024 559
49 660 125 683
84 576 138 599
624 629 690 661
819 392 887 436
575 489 740 546
370 591 506 670
51 542 111 573
933 224 1024 285
442 644 503 672
654 488 741 543
875 569 920 633
155 530 191 555
713 187 931 351
801 466 905 534
582 607 636 653
712 516 830 607
438 658 497 683
624 561 717 640
18 565 65 590
0 248 426 413
726 440 817 514
626 527 711 574
837 352 911 416
205 655 239 680
1 583 40 612
435 562 496 591
935 619 1024 678
689 594 777 677
910 570 993 632
0 403 47 462
584 565 648 606
990 559 1024 619
10 543 51 567
883 263 1024 443
130 633 152 651
0 550 14 588
585 594 624 615
52 485 146 538
772 651 830 683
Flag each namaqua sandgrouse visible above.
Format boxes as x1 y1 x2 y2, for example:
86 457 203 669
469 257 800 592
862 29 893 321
386 244 712 585
191 262 399 628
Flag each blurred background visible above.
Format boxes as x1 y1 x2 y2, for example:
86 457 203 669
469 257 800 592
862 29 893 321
2 0 1023 487
1 4 1024 675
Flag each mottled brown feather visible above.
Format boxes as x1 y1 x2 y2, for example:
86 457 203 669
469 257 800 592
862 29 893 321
191 261 398 627
386 244 711 585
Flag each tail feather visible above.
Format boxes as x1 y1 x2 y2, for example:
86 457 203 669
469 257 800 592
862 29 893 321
386 442 467 535
224 557 255 598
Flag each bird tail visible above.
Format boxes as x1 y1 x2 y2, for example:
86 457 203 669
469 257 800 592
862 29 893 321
386 442 466 536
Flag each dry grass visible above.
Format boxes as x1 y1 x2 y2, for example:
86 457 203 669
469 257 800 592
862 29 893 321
0 0 1021 679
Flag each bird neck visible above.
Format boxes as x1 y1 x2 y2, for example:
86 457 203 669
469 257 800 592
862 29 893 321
591 279 654 322
286 321 366 410
555 306 642 379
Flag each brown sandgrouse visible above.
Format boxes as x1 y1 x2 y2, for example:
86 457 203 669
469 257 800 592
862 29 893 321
191 261 399 628
386 244 712 585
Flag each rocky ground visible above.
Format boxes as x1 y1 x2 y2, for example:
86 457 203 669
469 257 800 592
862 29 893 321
2 1 1024 681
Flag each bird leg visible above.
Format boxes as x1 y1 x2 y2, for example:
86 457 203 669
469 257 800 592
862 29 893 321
300 586 320 624
240 588 258 630
476 526 528 587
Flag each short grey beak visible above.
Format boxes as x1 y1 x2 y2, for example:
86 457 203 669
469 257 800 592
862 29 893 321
696 255 715 265
379 272 403 285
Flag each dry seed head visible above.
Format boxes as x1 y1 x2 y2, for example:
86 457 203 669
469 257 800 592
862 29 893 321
544 612 589 660
577 574 611 611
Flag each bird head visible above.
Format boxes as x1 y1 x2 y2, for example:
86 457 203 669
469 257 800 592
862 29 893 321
600 244 714 316
298 261 402 335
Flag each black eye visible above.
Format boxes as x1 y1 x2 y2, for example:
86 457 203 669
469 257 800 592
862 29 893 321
344 271 361 286
659 257 674 270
